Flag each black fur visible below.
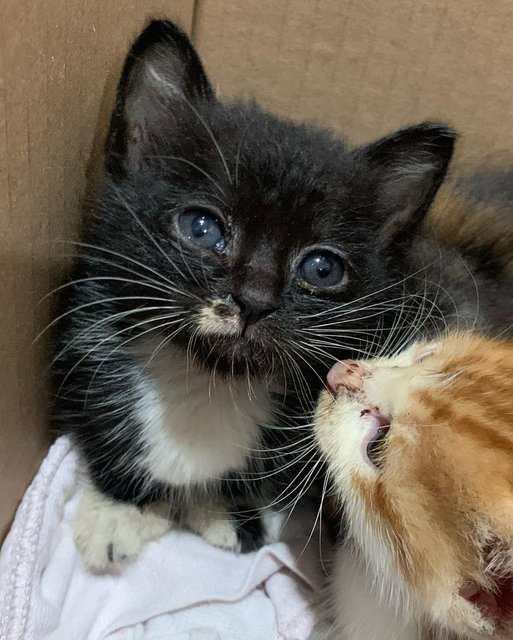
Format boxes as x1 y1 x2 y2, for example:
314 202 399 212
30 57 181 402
233 507 266 553
52 20 512 550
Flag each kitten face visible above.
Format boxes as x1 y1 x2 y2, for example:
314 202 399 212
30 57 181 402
315 333 513 639
83 20 455 380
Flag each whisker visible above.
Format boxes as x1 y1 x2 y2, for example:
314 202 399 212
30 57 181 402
35 290 182 343
86 317 193 400
55 312 187 398
299 258 443 321
50 304 184 366
179 95 233 185
50 240 192 294
110 184 190 282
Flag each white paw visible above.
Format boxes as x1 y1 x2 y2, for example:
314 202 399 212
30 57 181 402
199 517 240 551
185 502 240 552
74 487 170 572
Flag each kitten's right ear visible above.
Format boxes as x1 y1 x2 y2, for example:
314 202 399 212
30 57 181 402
106 20 215 178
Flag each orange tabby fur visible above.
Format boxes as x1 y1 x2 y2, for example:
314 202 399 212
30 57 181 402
315 333 513 640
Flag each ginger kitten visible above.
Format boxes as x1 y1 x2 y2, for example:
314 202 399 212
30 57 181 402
314 333 513 640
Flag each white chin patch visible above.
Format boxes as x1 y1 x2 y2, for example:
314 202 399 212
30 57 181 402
197 299 241 337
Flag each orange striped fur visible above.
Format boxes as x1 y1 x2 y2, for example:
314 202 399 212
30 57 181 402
315 333 513 640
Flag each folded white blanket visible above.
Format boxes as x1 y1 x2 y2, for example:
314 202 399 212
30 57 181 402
0 437 327 640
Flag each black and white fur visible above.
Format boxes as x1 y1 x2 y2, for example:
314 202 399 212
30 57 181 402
52 20 505 570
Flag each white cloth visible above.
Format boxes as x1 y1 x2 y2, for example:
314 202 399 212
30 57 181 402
0 437 328 640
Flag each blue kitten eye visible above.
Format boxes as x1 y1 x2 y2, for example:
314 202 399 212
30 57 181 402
178 210 226 252
298 251 346 291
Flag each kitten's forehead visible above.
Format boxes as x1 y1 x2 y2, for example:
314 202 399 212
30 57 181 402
149 102 378 256
210 104 358 223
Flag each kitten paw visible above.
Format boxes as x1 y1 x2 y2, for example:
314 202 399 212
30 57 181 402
185 503 283 552
74 487 169 571
185 502 241 552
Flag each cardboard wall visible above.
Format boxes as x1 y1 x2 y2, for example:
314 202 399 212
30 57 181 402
194 0 513 163
0 0 194 540
2 0 513 537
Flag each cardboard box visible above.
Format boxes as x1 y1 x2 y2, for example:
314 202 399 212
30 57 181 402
0 0 194 540
2 0 513 538
196 0 513 162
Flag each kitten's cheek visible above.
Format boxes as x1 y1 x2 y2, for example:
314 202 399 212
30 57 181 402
317 389 333 408
313 392 336 453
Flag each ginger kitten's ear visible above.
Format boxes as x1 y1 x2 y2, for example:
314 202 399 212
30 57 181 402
106 20 215 178
357 122 456 247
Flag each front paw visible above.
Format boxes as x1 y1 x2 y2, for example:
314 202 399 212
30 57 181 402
185 502 241 552
74 487 169 571
185 503 280 553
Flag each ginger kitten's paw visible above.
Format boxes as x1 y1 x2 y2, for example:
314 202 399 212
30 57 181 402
74 487 169 571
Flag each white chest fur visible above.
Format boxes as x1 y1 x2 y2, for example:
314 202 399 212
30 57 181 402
134 343 272 486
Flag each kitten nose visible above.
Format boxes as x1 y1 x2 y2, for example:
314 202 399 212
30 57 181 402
327 360 367 395
233 291 278 328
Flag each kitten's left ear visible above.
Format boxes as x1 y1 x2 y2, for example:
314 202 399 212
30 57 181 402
106 20 215 178
357 122 457 245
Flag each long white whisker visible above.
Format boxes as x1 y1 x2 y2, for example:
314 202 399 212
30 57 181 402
51 240 191 293
110 184 191 282
35 290 182 343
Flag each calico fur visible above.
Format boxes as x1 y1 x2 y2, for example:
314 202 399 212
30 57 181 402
315 333 513 639
52 19 512 570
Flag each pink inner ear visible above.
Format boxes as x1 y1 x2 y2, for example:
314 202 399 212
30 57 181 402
460 576 513 621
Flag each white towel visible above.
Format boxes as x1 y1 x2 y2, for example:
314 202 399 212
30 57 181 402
0 437 328 640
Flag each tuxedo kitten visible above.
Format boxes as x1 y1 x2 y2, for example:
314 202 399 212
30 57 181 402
314 332 513 640
52 20 503 571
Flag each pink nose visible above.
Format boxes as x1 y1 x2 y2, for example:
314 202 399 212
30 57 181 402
327 360 367 395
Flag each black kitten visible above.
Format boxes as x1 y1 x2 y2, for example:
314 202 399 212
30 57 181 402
52 20 500 570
